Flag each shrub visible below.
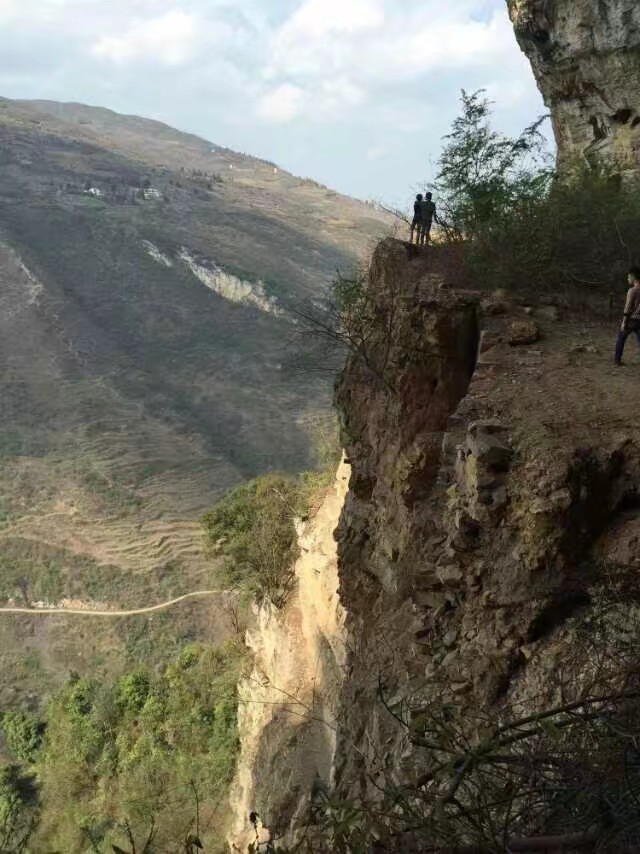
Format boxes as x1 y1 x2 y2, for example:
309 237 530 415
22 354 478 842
466 167 640 300
2 711 45 763
32 640 243 852
435 88 552 238
435 90 640 306
203 473 305 606
115 669 151 714
0 765 38 852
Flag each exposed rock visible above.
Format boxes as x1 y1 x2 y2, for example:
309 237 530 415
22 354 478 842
234 238 640 848
228 460 350 850
466 420 514 471
508 318 540 345
328 239 640 815
481 293 511 316
507 1 640 177
570 342 600 354
478 329 502 354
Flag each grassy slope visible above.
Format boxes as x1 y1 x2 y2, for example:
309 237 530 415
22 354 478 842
0 97 394 708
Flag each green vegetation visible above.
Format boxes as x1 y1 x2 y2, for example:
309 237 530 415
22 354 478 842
0 540 134 608
436 90 640 302
81 466 142 516
2 712 44 763
0 431 26 458
0 765 38 853
203 418 341 608
1 640 244 852
435 88 552 237
203 473 305 606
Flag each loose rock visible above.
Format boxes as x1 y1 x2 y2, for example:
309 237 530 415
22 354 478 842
508 319 540 346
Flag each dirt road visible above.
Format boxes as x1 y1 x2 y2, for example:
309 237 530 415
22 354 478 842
0 590 225 617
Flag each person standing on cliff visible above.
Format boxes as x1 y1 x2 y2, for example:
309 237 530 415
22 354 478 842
419 192 437 245
614 266 640 366
410 193 424 244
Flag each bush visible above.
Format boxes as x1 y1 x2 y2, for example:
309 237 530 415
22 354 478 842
0 765 38 852
2 712 45 764
435 90 640 305
115 669 150 713
257 687 640 853
32 640 244 852
203 473 305 606
467 167 640 300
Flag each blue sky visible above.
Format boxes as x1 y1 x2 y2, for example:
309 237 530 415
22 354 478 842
0 0 550 207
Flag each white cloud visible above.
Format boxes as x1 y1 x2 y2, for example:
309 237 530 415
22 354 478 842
380 12 520 80
0 0 547 202
91 10 198 66
257 83 305 122
267 2 518 81
0 0 18 22
257 76 367 124
281 0 384 40
256 1 536 125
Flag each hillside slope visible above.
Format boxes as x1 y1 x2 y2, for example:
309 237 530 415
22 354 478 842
0 97 394 706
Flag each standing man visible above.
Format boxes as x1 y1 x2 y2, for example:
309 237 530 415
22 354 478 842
614 266 640 366
410 194 424 244
420 192 437 245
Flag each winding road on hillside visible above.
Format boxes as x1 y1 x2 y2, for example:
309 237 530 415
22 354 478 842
0 590 226 617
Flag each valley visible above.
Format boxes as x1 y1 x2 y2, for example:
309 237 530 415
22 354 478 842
0 97 394 708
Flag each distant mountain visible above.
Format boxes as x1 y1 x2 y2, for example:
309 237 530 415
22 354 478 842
0 97 394 707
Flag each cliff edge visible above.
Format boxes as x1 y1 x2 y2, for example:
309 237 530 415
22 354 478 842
231 239 640 849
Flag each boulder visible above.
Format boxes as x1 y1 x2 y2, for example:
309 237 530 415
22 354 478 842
509 319 540 346
481 295 510 316
467 421 514 472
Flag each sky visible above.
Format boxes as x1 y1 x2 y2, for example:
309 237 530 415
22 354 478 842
0 0 550 207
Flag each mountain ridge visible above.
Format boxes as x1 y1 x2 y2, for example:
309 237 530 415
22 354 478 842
0 95 395 707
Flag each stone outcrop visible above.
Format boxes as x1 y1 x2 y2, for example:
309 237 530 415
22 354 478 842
330 240 640 807
231 239 640 848
228 462 349 850
507 1 640 176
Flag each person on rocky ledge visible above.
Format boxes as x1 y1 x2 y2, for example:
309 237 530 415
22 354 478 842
410 193 424 244
614 266 640 366
410 192 438 245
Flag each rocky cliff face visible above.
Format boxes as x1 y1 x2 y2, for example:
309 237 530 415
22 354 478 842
507 0 640 176
231 239 640 848
332 240 640 796
229 462 349 850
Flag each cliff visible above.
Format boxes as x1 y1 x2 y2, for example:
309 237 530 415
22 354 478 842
229 462 349 851
507 0 640 176
230 239 640 849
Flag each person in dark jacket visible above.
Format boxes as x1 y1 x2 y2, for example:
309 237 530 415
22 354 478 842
410 194 424 244
419 192 437 245
614 266 640 365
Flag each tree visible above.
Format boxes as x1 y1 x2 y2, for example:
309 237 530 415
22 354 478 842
0 765 38 853
116 670 151 714
203 473 304 606
436 89 552 236
2 711 45 763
